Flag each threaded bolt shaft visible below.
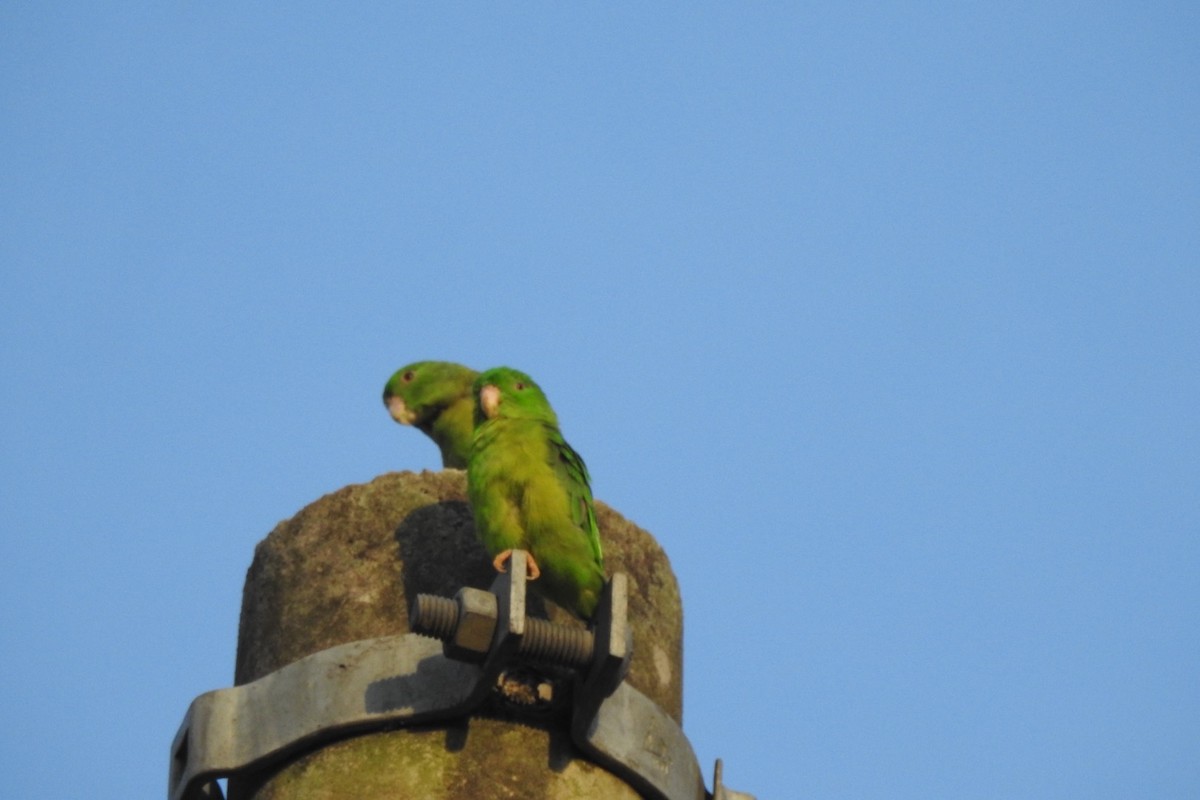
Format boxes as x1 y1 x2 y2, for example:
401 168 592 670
412 593 459 640
412 590 596 670
519 617 594 667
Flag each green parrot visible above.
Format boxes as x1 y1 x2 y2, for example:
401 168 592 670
467 367 606 620
382 361 479 468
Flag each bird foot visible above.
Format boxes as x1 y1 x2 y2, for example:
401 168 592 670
493 550 541 580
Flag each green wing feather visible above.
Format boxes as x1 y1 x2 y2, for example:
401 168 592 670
545 425 603 567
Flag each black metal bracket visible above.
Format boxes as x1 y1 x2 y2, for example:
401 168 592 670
168 551 753 800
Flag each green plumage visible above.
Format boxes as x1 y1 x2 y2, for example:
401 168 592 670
467 367 605 620
382 361 478 468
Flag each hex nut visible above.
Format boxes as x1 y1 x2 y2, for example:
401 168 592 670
448 587 498 658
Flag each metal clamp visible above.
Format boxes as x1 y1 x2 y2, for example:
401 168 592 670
169 552 753 800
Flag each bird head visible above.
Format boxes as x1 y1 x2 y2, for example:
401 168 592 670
473 367 558 426
382 361 477 429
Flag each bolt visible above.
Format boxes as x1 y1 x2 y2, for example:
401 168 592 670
412 593 457 640
411 587 498 661
520 616 593 666
412 589 595 670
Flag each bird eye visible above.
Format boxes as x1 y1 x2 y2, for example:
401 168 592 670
515 382 525 390
403 371 414 382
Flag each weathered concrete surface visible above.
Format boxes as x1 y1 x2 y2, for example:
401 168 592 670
228 469 684 799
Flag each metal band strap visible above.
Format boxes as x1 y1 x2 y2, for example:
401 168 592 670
169 556 753 800
169 634 720 800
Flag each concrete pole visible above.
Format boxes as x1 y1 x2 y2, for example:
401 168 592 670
227 469 685 799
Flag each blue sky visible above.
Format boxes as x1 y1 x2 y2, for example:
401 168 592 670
2 4 1197 798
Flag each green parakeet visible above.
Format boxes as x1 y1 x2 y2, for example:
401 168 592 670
467 367 606 620
383 361 479 468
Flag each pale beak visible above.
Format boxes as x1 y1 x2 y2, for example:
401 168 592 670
386 396 417 425
480 384 501 419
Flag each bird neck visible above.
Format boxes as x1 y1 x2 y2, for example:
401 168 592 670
430 396 475 469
